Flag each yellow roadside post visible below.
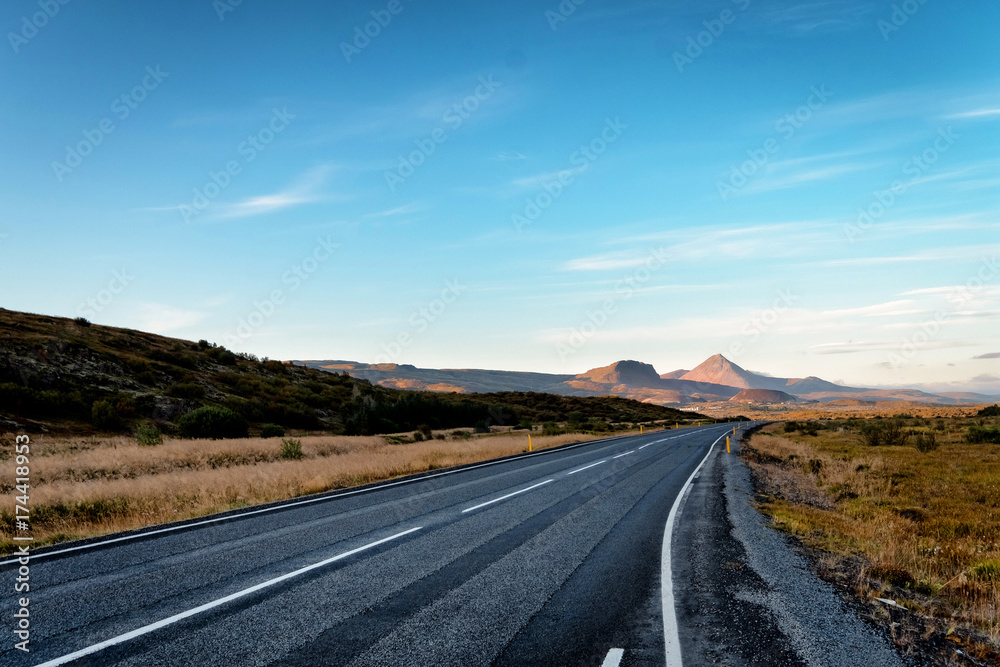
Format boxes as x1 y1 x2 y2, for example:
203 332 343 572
528 434 532 452
726 436 730 453
640 425 644 434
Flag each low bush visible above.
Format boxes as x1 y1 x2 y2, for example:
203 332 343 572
859 419 909 447
178 406 249 439
967 425 1000 444
913 431 939 453
91 400 121 431
259 423 286 438
135 422 162 447
279 438 304 460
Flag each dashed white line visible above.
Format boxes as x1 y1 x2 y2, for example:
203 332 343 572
602 647 625 667
612 450 635 459
460 479 554 513
0 428 657 566
34 526 424 667
567 460 607 475
661 431 728 666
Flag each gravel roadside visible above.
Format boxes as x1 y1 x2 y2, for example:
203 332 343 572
673 432 908 666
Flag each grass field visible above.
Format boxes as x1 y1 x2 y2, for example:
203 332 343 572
0 426 649 555
743 415 1000 662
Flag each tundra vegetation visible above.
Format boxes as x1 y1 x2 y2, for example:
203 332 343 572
743 409 1000 663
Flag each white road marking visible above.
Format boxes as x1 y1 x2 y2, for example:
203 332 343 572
34 526 424 667
639 437 670 450
460 479 554 513
3 426 714 568
567 460 607 475
0 430 650 566
612 450 635 459
660 431 728 666
602 648 625 666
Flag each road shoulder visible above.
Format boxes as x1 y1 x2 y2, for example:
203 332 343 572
672 437 906 666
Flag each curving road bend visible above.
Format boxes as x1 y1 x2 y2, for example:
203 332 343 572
3 426 728 667
2 422 904 666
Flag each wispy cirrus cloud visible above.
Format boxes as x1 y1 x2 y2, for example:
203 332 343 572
214 165 336 220
947 108 1000 120
562 251 659 271
751 0 878 33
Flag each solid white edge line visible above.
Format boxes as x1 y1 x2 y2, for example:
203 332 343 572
601 647 625 667
661 429 728 667
460 479 554 513
1 428 708 566
33 526 423 667
567 460 606 476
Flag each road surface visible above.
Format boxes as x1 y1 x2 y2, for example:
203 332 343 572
2 424 904 666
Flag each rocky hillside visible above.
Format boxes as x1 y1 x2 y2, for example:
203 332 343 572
729 388 800 404
0 309 701 435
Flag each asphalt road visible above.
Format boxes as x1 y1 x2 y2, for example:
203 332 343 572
2 425 734 667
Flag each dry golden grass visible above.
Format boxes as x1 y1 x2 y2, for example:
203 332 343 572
744 421 1000 660
0 429 628 554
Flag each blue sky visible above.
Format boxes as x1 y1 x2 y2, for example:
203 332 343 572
2 0 999 392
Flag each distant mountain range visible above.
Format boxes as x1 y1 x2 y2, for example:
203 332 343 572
295 355 1000 406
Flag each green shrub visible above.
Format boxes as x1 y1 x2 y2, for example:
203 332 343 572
91 400 121 430
259 423 286 438
135 422 163 447
178 406 249 439
971 559 1000 580
913 431 939 453
542 422 562 436
473 421 490 434
967 425 1000 444
859 419 909 447
976 404 1000 417
279 438 304 460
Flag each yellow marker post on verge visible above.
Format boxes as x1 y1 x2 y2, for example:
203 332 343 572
640 425 643 434
726 436 730 453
